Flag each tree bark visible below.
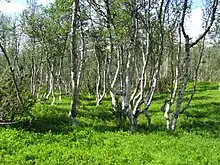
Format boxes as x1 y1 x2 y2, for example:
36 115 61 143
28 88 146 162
169 0 218 130
69 0 80 126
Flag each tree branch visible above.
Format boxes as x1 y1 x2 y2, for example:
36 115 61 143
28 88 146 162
180 0 189 39
190 0 219 47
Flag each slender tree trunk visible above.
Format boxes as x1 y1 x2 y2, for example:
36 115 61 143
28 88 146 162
69 0 80 126
42 69 49 99
46 63 56 105
58 55 63 101
162 24 181 129
37 57 43 99
31 39 36 97
109 48 120 113
123 0 137 130
169 0 218 130
169 38 190 130
95 53 107 106
58 35 68 101
141 0 169 128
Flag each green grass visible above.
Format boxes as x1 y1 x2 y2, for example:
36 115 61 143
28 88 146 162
0 82 220 164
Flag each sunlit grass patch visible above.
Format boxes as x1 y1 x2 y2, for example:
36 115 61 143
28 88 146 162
0 82 220 164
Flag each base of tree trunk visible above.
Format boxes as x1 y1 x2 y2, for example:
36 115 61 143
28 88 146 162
69 116 77 126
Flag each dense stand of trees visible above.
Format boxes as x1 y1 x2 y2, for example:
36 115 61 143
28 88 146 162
0 0 219 130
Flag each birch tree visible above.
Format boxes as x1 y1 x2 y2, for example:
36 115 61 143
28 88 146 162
69 0 86 125
167 0 219 130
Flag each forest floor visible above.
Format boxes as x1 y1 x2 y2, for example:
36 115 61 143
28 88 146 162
0 82 220 164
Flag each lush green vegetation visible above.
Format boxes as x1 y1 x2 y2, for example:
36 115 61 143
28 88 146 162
0 0 220 164
0 82 219 164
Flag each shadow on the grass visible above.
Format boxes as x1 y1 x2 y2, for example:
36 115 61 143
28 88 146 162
78 108 114 122
196 83 219 92
186 102 220 120
180 101 220 137
180 120 220 137
153 94 168 101
4 112 219 137
5 115 74 134
3 97 220 137
188 95 213 101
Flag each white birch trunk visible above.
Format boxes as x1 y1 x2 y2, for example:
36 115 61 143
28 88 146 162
69 0 83 126
46 64 53 99
95 48 101 105
170 41 190 130
162 25 181 130
42 71 49 99
96 55 107 106
124 0 137 130
169 0 218 130
37 59 43 99
46 63 56 105
110 48 120 112
58 56 63 102
31 51 36 97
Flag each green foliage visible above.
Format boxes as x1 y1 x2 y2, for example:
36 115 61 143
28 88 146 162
0 78 21 121
0 70 36 121
156 77 172 93
0 82 220 164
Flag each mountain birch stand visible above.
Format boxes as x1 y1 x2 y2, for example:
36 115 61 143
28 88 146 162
169 0 218 130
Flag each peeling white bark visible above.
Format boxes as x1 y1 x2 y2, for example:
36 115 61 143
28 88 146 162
58 56 63 102
31 42 36 97
169 0 218 130
46 63 56 105
110 48 120 112
163 25 181 130
37 60 43 100
69 0 85 125
123 0 138 129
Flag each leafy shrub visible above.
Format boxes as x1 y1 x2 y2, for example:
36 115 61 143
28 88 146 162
0 70 35 122
156 76 172 93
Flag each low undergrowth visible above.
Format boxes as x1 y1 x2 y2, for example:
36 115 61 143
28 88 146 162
0 82 220 164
